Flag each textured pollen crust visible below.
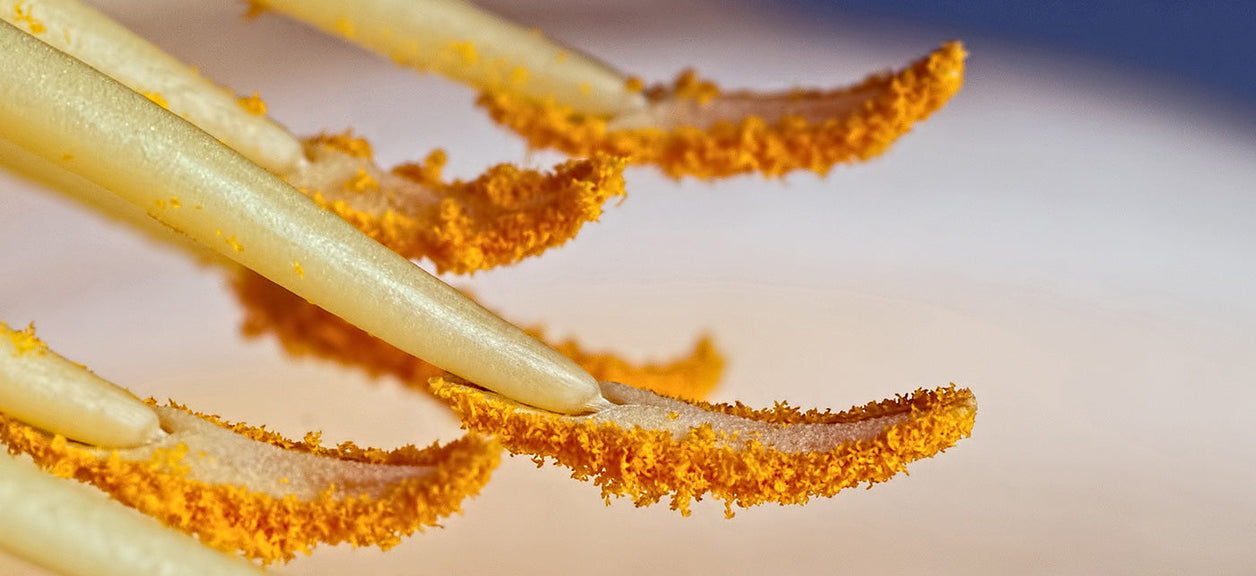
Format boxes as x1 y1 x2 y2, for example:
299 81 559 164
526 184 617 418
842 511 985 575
1 322 44 356
478 42 966 179
232 271 724 401
0 401 500 565
547 335 723 401
431 378 975 516
288 134 628 274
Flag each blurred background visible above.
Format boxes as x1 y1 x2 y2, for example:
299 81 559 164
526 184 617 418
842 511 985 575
1 1 1254 575
786 0 1256 120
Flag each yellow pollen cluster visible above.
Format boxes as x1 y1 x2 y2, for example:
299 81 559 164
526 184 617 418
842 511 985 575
216 230 243 253
343 167 379 194
333 16 355 39
11 2 44 34
479 42 965 179
448 40 479 66
142 91 170 109
235 92 267 116
1 322 45 356
231 272 723 401
300 138 628 274
662 68 721 104
430 378 975 517
242 1 266 21
0 402 500 565
393 148 448 185
547 335 723 401
306 130 375 159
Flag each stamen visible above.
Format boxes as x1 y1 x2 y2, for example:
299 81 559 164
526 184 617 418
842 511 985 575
0 322 161 449
249 0 645 117
0 453 263 576
0 0 304 174
480 43 966 179
0 402 500 564
431 378 975 517
289 136 628 274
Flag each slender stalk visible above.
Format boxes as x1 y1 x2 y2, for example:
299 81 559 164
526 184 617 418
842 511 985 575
1 0 304 174
0 134 218 259
255 0 646 117
0 323 160 449
0 453 263 576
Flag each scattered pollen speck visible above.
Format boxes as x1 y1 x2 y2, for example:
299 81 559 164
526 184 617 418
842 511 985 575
293 261 304 278
334 17 355 38
60 153 73 162
2 323 46 357
13 2 45 34
142 91 170 109
236 92 267 116
241 1 265 20
343 168 378 194
449 41 479 66
509 66 529 86
308 130 373 159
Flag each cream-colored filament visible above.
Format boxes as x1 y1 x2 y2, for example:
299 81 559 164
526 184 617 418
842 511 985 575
0 454 264 576
0 324 161 449
0 0 305 175
257 0 646 117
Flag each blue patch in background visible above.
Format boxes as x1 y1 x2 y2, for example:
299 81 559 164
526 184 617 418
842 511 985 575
784 1 1256 114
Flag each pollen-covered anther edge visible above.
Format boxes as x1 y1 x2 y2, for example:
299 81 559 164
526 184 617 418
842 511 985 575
0 401 501 565
430 378 975 516
288 135 628 274
232 272 724 401
546 334 723 401
477 42 966 179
